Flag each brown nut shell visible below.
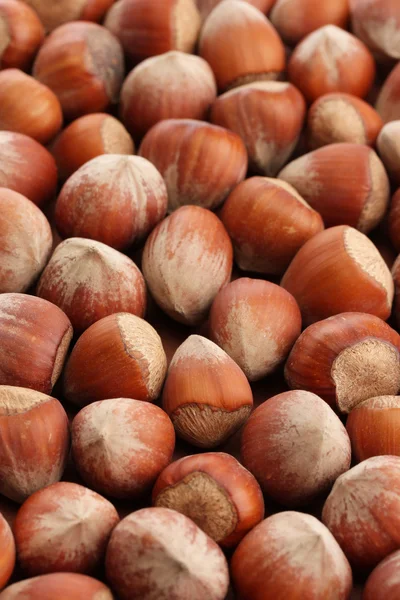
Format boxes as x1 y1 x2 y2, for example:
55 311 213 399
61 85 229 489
0 386 70 503
64 313 167 407
199 0 285 92
322 455 400 569
210 81 306 176
278 143 390 232
231 512 352 600
281 225 394 325
162 335 253 448
152 452 264 546
285 313 400 413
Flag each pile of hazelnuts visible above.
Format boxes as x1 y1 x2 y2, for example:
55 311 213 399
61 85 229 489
2 0 400 598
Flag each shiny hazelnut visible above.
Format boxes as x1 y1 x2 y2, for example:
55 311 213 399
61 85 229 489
281 225 394 325
377 121 400 184
209 278 301 381
0 386 69 503
51 113 134 181
72 398 175 499
231 512 352 600
162 335 253 448
308 93 383 148
33 21 125 121
37 237 146 334
199 0 285 92
285 313 400 414
106 507 229 600
347 396 400 462
0 294 72 394
0 69 62 144
64 313 167 407
376 62 400 123
120 51 217 140
196 0 276 21
139 119 248 211
364 550 400 600
241 390 351 506
0 513 15 589
0 188 52 294
142 206 233 325
270 0 349 45
105 0 201 64
391 251 400 328
389 189 400 252
14 482 119 575
0 131 57 207
350 0 400 62
55 155 168 250
152 452 265 547
322 455 400 569
21 0 115 32
0 0 44 70
0 573 114 600
279 143 390 232
288 25 376 102
220 177 323 274
210 81 306 176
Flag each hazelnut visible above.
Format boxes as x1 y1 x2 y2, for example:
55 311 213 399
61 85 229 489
21 0 115 32
220 177 323 275
347 396 400 462
0 573 113 600
392 252 400 327
72 398 175 499
120 51 217 141
0 386 69 503
281 225 394 325
0 513 15 589
199 0 285 92
0 69 62 144
377 121 400 184
308 93 383 149
0 188 52 294
33 22 125 121
196 0 276 21
389 189 400 252
105 507 229 600
139 119 248 212
162 335 253 447
231 511 352 600
0 0 44 70
37 237 147 334
376 62 400 123
105 0 201 64
285 313 400 414
322 455 400 569
55 155 168 250
209 278 302 381
364 550 400 600
0 131 57 207
270 0 349 45
14 482 119 575
64 313 167 407
279 144 390 232
51 113 134 181
210 81 306 176
241 390 351 506
142 206 233 325
288 25 376 102
350 0 400 62
0 294 72 394
152 452 264 546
